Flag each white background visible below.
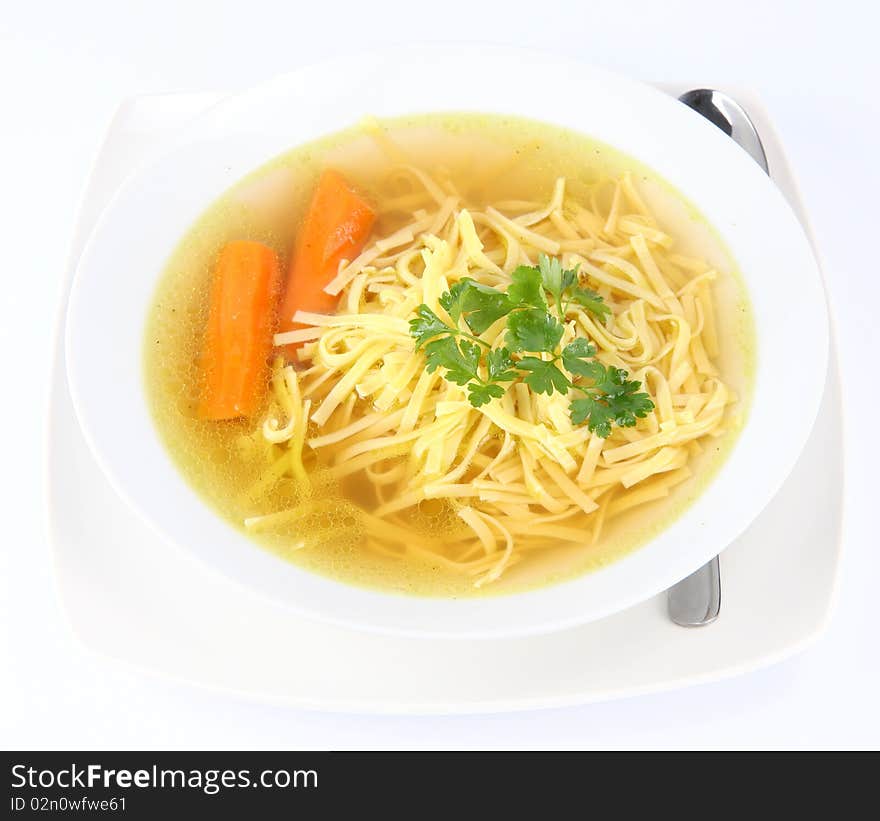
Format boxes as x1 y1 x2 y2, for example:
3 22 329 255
1 0 877 749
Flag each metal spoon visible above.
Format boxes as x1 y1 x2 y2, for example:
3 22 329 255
678 89 769 174
666 89 769 627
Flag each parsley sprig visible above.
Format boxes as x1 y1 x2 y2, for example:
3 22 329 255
409 255 653 435
524 254 611 321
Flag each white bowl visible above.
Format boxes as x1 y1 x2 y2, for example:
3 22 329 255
66 47 828 638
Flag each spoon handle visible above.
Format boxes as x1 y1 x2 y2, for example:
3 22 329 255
667 89 768 627
678 88 770 173
668 557 721 626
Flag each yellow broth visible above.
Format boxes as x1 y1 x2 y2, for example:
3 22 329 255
143 113 754 597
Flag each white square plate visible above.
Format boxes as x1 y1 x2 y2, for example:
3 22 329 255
47 86 843 713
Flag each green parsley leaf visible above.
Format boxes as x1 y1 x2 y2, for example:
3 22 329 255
569 362 655 436
467 382 506 407
517 357 571 395
439 278 512 334
507 266 548 310
409 305 451 349
569 396 616 438
529 253 610 321
568 286 612 321
487 347 518 382
506 308 564 353
615 392 655 427
437 280 472 324
537 253 578 302
461 284 514 334
561 338 599 377
588 364 642 398
423 336 481 386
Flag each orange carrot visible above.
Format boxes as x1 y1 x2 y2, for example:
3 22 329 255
198 240 281 420
278 169 376 357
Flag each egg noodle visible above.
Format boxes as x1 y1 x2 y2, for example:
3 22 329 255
241 137 735 588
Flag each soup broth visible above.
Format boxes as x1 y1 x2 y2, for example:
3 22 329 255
144 113 754 597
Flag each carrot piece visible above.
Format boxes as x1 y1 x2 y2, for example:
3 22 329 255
198 240 281 420
277 170 376 356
